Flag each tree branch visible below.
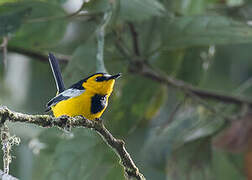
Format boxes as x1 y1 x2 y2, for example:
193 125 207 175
0 106 145 180
8 46 70 63
8 37 251 107
8 42 252 107
128 23 140 56
1 125 20 175
129 60 252 106
113 24 252 107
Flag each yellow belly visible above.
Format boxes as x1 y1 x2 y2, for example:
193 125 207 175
51 91 108 120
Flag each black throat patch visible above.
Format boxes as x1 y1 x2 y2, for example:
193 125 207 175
91 94 107 114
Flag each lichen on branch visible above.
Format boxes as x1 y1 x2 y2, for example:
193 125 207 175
1 125 20 175
0 106 145 180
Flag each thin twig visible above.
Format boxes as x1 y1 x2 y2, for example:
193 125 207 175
8 46 70 63
128 23 140 56
0 106 145 180
1 37 8 71
128 60 252 106
115 24 252 107
113 28 133 62
8 42 251 107
166 101 183 124
10 41 252 107
157 100 184 135
115 40 132 62
9 43 252 107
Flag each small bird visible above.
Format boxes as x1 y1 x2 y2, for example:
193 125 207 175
45 53 120 120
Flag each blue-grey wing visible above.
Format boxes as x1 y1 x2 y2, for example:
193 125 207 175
45 88 85 112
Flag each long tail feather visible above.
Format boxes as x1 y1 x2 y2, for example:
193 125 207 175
48 53 65 93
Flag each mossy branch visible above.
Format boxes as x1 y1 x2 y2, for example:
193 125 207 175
0 106 145 180
1 125 20 175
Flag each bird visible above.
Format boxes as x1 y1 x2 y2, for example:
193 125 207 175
45 53 121 120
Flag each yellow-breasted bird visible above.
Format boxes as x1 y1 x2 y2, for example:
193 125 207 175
45 53 121 120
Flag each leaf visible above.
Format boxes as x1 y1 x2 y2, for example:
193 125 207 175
104 74 161 135
200 44 252 92
43 0 67 5
0 0 19 5
81 0 111 14
153 49 185 76
163 15 252 49
166 139 245 180
176 47 206 85
118 0 165 22
143 102 224 166
32 129 125 180
0 2 31 36
168 0 207 15
212 150 245 180
166 139 215 180
103 164 125 180
9 1 67 49
152 47 208 85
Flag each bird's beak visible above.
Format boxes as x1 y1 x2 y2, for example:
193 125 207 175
108 73 121 80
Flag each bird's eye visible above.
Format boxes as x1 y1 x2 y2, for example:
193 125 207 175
96 76 107 82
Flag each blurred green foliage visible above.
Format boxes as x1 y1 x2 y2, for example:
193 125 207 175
1 0 252 179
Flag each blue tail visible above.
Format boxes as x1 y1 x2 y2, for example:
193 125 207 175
48 53 65 93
